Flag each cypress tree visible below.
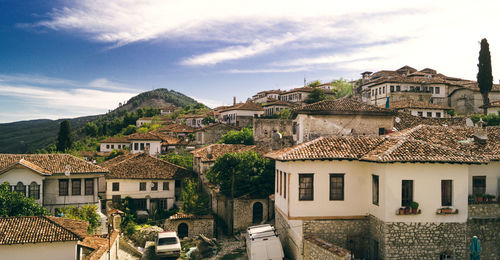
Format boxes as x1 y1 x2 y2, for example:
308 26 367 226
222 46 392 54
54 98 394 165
56 120 72 152
477 38 493 115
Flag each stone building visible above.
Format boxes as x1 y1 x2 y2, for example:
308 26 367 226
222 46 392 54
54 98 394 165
164 213 214 238
480 100 500 115
193 123 238 147
266 125 500 260
253 118 294 150
292 98 395 144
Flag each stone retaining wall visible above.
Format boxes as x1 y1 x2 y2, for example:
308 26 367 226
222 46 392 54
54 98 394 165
164 217 214 238
468 203 500 219
303 236 350 260
467 218 500 260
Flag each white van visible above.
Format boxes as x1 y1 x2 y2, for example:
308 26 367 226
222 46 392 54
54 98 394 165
155 231 181 257
246 224 285 260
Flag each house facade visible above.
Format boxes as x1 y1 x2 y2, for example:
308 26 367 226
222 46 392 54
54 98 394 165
292 98 395 144
135 117 153 127
266 125 500 259
252 90 283 103
262 100 295 116
0 154 107 214
127 132 162 155
101 153 190 213
99 136 130 153
193 123 237 147
218 101 264 128
388 100 451 118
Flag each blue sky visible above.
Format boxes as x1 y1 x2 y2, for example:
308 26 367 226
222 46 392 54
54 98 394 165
0 0 499 123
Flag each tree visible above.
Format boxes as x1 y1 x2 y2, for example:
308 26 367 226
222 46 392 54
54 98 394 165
166 153 193 170
0 182 49 217
202 115 216 125
478 38 494 115
218 127 254 145
276 108 291 119
181 179 209 215
330 79 354 98
57 120 72 152
83 122 98 137
304 88 326 104
307 80 321 88
206 151 275 198
58 205 100 233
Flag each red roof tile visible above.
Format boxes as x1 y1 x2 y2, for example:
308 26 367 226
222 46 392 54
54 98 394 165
0 154 107 175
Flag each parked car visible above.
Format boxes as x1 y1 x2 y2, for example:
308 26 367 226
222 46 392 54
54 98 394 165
155 231 181 257
246 224 285 260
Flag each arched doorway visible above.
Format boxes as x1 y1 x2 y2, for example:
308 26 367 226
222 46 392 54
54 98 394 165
178 223 188 238
252 202 263 224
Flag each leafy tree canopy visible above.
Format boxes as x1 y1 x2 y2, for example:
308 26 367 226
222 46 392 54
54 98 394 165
181 178 209 215
0 182 49 217
165 153 193 170
307 80 322 88
57 120 72 152
304 88 326 104
202 115 216 125
330 79 354 98
477 38 493 114
218 127 254 145
57 205 100 233
206 151 275 198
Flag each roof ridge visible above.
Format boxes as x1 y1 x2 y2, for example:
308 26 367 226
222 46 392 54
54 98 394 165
42 216 83 240
276 136 325 160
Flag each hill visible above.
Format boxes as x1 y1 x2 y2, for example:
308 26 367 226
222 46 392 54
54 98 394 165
0 88 203 154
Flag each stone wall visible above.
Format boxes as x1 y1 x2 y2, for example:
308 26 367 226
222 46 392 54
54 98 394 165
253 118 294 150
303 218 369 259
468 203 500 219
368 215 386 260
303 236 351 260
164 216 214 238
391 91 432 103
275 209 303 260
467 219 500 260
195 124 234 146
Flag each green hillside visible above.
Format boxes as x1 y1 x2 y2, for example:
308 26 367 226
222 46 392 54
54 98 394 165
0 88 204 154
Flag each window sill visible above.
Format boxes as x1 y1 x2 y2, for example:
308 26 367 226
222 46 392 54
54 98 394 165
396 209 421 215
436 208 458 215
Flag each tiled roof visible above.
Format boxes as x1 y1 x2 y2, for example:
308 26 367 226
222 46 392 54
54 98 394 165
393 111 467 130
191 144 268 162
0 216 83 245
126 132 163 141
293 98 395 116
156 123 195 133
0 154 107 175
389 100 451 110
169 213 213 220
81 230 119 260
100 136 130 143
219 101 263 112
262 100 296 107
266 126 487 163
194 123 238 132
284 87 333 94
103 153 190 180
45 216 89 238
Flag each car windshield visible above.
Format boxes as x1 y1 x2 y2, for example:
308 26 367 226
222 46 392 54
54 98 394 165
158 237 178 245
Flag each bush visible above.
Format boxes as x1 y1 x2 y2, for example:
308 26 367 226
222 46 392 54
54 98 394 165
58 204 100 233
218 128 254 145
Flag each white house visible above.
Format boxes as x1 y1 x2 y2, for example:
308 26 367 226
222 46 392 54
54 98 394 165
126 132 162 155
388 100 451 118
266 125 499 259
218 101 264 127
99 136 130 152
0 216 85 260
262 100 295 116
136 117 153 127
252 90 283 103
101 153 190 214
279 87 334 104
0 154 107 214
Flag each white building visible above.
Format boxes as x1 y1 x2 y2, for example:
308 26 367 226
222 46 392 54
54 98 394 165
136 117 153 127
101 153 190 213
266 125 500 259
219 101 264 127
252 90 283 103
388 100 452 118
126 132 162 155
262 100 295 116
0 154 107 214
99 136 130 152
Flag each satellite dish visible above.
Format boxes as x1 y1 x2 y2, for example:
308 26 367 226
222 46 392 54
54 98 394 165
272 132 283 141
64 165 71 176
395 117 401 123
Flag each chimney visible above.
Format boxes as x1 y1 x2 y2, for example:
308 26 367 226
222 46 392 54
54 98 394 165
233 96 236 105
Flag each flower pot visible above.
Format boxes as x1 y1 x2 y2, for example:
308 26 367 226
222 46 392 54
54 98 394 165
405 208 411 214
412 208 418 214
398 208 405 215
477 197 483 202
441 208 453 214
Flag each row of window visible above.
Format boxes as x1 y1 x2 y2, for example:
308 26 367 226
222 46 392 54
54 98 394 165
280 93 302 102
112 181 170 192
133 142 151 151
105 144 128 150
292 173 454 207
59 179 94 196
415 111 442 118
8 181 40 200
370 85 441 97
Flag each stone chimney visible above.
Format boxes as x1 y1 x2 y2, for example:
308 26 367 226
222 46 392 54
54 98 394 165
233 96 236 105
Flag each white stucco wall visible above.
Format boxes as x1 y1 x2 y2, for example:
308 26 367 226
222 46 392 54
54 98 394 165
468 161 500 196
0 241 77 260
275 160 470 223
130 141 161 155
220 109 263 125
106 179 175 210
409 109 446 118
100 143 130 153
0 168 45 204
368 83 447 105
136 119 153 127
44 175 100 213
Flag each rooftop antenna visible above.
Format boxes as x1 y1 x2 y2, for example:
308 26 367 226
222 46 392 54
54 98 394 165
64 165 71 177
304 76 306 87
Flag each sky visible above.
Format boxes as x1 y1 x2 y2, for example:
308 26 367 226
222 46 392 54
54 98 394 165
0 0 499 123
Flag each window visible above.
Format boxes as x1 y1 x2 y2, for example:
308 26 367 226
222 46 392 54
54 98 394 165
292 122 297 135
106 144 110 149
279 171 282 196
372 175 379 205
378 128 385 135
284 173 287 199
85 179 94 195
417 111 423 116
140 143 145 150
402 180 413 207
396 85 401 91
390 85 394 92
29 182 40 200
134 199 147 210
15 182 26 196
134 143 138 150
59 180 69 196
472 176 486 195
151 182 158 191
163 182 169 190
430 87 434 93
159 199 168 210
140 182 146 191
436 112 441 118
112 182 119 191
72 179 81 195
441 180 452 206
276 170 279 193
329 174 344 201
427 112 432 117
111 144 114 149
435 87 440 94
382 86 385 94
299 174 314 201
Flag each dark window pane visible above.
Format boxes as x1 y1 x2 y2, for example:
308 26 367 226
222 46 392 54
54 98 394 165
329 174 344 201
29 182 40 200
402 180 413 207
472 176 486 195
284 173 287 199
372 175 379 205
15 182 26 196
59 180 69 196
112 182 119 191
140 182 146 191
85 179 94 195
299 174 314 201
163 182 169 190
151 182 158 191
72 179 81 196
441 180 452 206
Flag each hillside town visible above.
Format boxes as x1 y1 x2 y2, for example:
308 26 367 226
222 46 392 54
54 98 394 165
1 60 500 260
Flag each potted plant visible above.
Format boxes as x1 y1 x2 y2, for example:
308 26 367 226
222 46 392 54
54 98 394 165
476 194 484 202
398 208 405 215
486 194 495 202
404 206 411 214
409 201 419 214
441 207 453 214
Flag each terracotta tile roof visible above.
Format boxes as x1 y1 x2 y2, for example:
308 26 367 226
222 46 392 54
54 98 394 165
262 100 296 107
156 123 195 133
194 122 238 132
393 111 467 130
256 89 284 95
0 216 82 245
45 216 89 238
80 235 107 250
293 98 395 116
169 213 213 220
104 153 190 180
100 136 130 143
126 132 163 141
284 87 333 94
389 100 451 110
0 154 108 175
266 127 487 163
218 101 263 112
98 152 137 168
159 134 182 145
82 230 119 260
191 144 268 162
